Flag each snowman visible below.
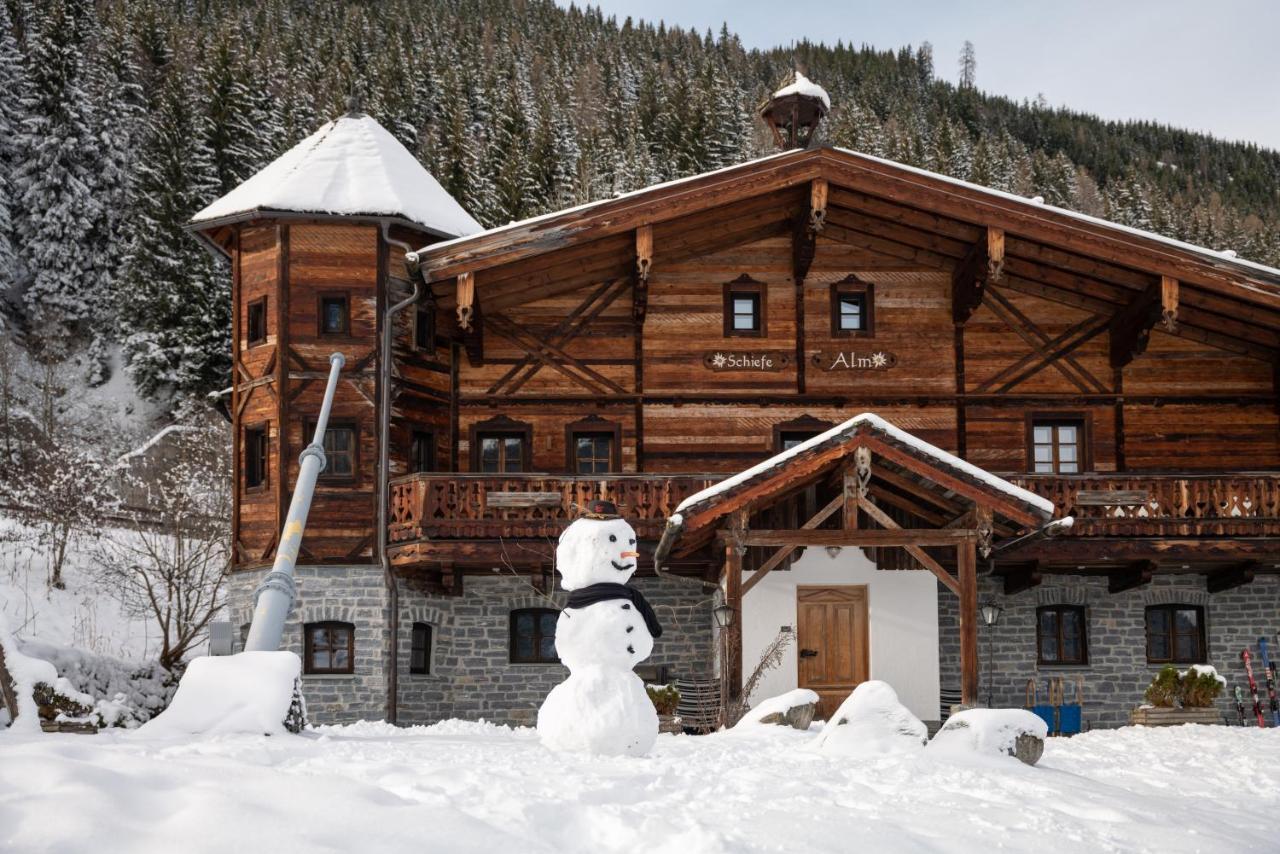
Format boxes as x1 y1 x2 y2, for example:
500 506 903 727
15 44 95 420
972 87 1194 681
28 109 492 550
536 499 663 756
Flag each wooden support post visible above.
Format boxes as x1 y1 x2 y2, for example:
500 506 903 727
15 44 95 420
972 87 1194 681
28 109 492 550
1207 561 1256 594
958 538 979 708
1109 281 1165 369
951 226 1003 324
856 495 961 596
633 225 652 323
1160 275 1179 332
724 513 746 704
1108 559 1154 594
808 178 828 232
456 271 476 330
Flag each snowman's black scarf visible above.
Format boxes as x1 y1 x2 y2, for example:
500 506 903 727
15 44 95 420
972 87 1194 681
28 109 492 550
564 583 663 639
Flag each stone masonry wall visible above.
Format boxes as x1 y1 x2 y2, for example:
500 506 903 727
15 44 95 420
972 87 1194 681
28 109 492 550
395 574 715 727
227 564 390 724
938 574 1280 729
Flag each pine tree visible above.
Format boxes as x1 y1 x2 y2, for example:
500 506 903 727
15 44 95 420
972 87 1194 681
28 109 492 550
0 0 29 308
118 70 225 405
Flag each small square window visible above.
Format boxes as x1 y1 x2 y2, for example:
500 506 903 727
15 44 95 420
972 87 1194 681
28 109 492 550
478 433 525 473
723 276 766 337
414 306 435 351
244 426 268 490
510 609 560 664
247 297 267 345
1036 605 1088 665
319 295 349 335
1145 605 1205 664
830 278 875 337
310 423 356 480
573 433 613 474
304 621 354 674
1029 417 1088 474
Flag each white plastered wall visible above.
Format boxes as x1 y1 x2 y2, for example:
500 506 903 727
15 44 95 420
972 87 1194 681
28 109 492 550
740 546 940 721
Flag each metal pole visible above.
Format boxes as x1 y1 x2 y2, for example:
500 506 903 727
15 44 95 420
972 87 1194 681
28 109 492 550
244 351 346 652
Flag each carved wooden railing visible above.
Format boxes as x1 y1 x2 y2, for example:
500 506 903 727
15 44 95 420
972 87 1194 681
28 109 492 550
389 474 720 543
1011 473 1280 538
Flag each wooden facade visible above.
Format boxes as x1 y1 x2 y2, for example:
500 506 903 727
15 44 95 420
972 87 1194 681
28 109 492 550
195 144 1280 608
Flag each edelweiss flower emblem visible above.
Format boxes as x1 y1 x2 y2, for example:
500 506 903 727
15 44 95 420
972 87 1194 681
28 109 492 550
711 352 727 368
871 351 888 368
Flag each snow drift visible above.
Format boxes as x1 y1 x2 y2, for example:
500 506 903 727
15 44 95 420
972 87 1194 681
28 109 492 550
809 680 927 756
138 651 302 737
928 708 1049 759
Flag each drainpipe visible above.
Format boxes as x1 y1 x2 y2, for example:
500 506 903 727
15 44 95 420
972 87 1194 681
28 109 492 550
378 222 422 724
244 351 346 652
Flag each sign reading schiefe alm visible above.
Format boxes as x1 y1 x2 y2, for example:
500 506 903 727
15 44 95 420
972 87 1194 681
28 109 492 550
702 351 793 372
812 350 899 371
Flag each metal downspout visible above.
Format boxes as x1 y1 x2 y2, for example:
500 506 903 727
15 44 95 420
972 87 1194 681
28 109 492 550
379 222 422 724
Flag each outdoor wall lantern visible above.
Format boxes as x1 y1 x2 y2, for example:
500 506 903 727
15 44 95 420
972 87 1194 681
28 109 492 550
712 603 736 628
980 600 1004 627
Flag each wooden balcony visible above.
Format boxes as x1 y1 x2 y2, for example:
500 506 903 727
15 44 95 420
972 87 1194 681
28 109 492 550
1010 473 1280 538
389 473 720 544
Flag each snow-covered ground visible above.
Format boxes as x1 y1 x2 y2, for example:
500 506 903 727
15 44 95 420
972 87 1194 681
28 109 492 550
2 721 1276 853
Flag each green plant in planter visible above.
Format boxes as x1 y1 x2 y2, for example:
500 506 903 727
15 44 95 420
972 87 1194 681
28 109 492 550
1143 666 1181 707
646 683 680 717
1180 666 1224 708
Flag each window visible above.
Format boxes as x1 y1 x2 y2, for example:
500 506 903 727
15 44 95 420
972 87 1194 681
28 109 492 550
566 417 620 473
310 423 356 480
304 621 354 674
244 425 268 490
411 430 435 474
414 306 435 351
1145 605 1206 664
778 431 820 451
510 609 559 664
723 275 766 337
1028 416 1089 474
772 415 832 453
319 294 349 335
1036 605 1088 665
470 416 532 473
830 277 874 337
247 297 267 346
409 623 432 675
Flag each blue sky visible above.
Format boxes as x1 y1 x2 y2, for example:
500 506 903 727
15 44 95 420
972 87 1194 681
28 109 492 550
558 1 1280 151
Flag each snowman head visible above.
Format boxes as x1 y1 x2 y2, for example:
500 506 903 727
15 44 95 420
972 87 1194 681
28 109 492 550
555 516 640 590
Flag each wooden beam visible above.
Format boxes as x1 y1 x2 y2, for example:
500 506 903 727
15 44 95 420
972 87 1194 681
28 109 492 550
724 511 747 704
633 225 652 323
1008 537 1280 563
809 178 828 232
952 226 1003 324
1207 561 1257 594
741 493 844 596
1108 559 1155 594
958 539 979 707
857 496 961 596
1109 282 1164 369
1003 563 1042 595
1160 276 1179 332
456 271 476 330
736 529 978 548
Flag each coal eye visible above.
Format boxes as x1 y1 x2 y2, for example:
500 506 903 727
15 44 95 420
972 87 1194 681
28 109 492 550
629 539 636 545
609 534 617 542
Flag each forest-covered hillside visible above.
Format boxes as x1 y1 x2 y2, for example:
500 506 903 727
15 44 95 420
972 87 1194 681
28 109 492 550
1 0 1278 413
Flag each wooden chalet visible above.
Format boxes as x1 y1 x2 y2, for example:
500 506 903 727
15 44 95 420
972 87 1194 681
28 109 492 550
194 77 1280 727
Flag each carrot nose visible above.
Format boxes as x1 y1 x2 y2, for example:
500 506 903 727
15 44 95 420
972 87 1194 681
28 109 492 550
620 550 639 558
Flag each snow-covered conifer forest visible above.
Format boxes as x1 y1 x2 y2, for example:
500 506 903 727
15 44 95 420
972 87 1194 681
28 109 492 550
1 0 1279 412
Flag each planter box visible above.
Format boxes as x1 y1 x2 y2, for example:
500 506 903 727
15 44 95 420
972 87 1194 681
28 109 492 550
1129 706 1224 727
658 714 683 734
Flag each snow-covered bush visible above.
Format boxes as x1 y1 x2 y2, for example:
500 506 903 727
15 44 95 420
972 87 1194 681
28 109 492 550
808 681 926 756
1143 664 1224 709
646 683 680 716
19 639 177 726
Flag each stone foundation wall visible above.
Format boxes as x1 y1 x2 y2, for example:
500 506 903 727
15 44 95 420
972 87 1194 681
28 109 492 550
938 574 1280 729
395 574 715 727
227 564 390 724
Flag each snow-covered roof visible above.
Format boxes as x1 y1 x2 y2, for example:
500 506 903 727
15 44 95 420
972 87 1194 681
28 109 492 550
674 412 1056 518
771 71 830 110
190 114 482 239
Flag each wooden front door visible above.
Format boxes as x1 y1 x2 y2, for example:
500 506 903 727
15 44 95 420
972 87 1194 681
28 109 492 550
797 585 870 720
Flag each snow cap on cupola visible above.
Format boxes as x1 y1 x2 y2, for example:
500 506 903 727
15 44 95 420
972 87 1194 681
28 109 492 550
189 99 481 240
760 69 830 151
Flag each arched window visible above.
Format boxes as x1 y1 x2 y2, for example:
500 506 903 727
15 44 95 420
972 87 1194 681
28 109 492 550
1036 605 1088 665
304 621 355 674
509 608 560 664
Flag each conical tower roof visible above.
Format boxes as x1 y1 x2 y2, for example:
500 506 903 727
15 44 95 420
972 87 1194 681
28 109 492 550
190 113 481 239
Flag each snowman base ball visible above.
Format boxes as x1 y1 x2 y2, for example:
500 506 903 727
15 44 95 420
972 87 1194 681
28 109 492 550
537 665 658 757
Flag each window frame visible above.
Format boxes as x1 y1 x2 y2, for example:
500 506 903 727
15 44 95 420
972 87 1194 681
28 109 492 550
246 296 268 346
1145 604 1207 664
772 415 833 453
303 621 355 675
469 416 532 473
243 423 269 492
830 276 875 338
722 275 767 338
1035 604 1089 666
410 429 436 474
317 291 351 337
414 305 436 352
565 417 622 473
306 420 359 482
509 608 560 665
409 622 433 675
1025 413 1092 474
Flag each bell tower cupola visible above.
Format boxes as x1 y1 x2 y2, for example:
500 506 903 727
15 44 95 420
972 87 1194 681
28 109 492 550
760 70 830 150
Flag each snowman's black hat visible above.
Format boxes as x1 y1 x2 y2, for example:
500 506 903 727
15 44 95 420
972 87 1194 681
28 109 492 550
580 499 621 520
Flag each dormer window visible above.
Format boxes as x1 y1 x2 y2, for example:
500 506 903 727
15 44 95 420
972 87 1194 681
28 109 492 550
724 275 766 337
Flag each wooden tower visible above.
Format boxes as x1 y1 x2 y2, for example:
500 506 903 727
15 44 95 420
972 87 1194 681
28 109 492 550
760 70 830 150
